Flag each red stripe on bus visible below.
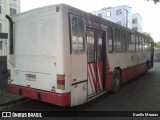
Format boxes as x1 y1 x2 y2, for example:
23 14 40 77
7 84 70 106
88 71 95 94
98 62 103 90
88 64 96 89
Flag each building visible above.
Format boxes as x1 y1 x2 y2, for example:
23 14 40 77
0 0 20 90
91 5 143 32
0 0 20 55
0 0 20 33
132 13 143 32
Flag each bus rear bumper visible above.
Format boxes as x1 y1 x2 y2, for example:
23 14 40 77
7 84 71 106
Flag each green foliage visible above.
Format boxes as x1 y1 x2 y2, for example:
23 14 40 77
155 42 160 48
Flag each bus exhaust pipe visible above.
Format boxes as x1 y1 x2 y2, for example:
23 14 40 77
6 15 14 54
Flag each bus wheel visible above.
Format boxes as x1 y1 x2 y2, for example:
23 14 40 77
111 69 121 93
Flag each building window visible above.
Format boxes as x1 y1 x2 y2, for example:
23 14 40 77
132 18 137 24
106 11 111 17
10 8 17 16
116 21 122 25
116 9 122 15
98 13 102 18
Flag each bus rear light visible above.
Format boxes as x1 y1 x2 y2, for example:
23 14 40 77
57 74 65 90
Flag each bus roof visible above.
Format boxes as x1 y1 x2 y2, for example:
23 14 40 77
11 3 153 42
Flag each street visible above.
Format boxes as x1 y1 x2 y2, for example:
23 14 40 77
1 62 160 119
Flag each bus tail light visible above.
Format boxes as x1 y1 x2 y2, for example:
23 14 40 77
57 74 65 90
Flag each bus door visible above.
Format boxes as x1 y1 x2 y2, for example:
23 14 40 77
87 29 105 99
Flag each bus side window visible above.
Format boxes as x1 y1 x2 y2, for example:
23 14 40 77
121 30 127 52
70 15 85 54
78 18 84 36
108 27 113 53
114 29 121 52
71 16 78 35
128 33 135 52
136 36 139 52
144 38 147 51
147 39 151 51
139 37 143 52
97 32 103 61
87 30 94 63
142 37 145 52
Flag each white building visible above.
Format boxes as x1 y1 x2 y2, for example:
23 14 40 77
0 0 20 56
91 5 143 32
0 0 20 32
132 13 143 32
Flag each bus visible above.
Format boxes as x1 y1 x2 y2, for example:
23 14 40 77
6 4 154 107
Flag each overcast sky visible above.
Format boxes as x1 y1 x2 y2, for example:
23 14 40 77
21 0 160 42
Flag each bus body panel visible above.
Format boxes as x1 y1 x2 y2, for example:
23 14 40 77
8 5 68 93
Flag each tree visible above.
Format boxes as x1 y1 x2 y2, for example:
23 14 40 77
147 0 160 4
155 42 160 48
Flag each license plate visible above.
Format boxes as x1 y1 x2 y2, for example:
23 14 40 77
25 74 36 81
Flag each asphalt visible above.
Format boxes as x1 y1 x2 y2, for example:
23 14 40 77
0 90 25 109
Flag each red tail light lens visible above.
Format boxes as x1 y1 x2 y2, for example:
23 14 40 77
57 74 65 90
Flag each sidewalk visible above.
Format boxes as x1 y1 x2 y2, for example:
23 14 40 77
0 90 25 108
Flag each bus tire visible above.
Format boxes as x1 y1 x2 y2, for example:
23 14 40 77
111 69 121 93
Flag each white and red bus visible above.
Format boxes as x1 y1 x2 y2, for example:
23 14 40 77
6 4 154 106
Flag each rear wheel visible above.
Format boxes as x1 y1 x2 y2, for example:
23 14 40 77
111 69 121 93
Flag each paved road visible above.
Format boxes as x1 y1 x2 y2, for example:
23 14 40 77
2 62 160 119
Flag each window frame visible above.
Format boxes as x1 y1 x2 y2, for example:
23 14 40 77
108 27 114 53
10 8 17 16
136 35 139 52
106 11 111 17
114 29 121 52
127 33 136 52
70 14 85 54
120 30 127 52
116 9 122 15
